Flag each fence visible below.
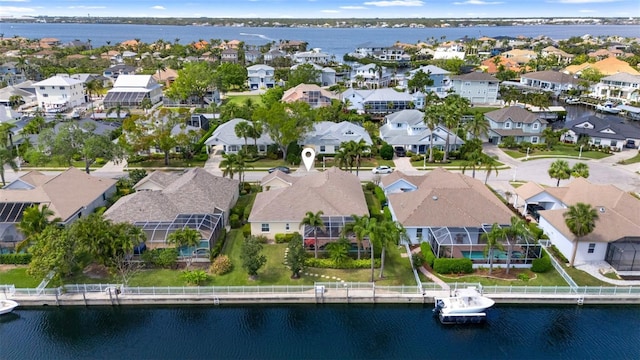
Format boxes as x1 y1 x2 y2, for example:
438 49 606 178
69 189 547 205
421 282 640 296
539 241 579 289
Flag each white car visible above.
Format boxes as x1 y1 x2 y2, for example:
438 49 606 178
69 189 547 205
372 166 393 174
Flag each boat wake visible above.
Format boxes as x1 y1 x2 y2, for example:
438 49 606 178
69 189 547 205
240 33 274 41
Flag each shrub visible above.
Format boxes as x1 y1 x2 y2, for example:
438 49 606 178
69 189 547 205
374 186 386 204
365 182 377 192
181 270 209 285
209 255 233 275
254 235 269 244
382 206 392 221
380 144 394 160
229 214 242 229
142 248 178 269
433 258 473 274
531 252 552 273
420 243 435 268
0 253 32 264
241 223 251 237
549 245 569 264
517 273 530 281
412 253 425 269
305 257 381 269
210 229 227 259
275 232 300 243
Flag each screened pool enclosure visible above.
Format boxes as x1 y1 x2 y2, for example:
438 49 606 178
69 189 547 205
606 238 640 273
425 225 542 268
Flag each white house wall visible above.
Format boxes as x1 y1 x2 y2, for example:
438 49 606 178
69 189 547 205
538 216 608 266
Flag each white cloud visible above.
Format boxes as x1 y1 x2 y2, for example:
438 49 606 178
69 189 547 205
321 9 340 13
552 0 620 3
151 5 165 10
362 1 424 7
0 6 34 14
340 6 367 9
0 1 30 3
453 0 504 4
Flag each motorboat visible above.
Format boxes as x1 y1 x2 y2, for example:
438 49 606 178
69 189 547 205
565 97 581 105
434 287 495 324
596 101 621 114
0 300 19 315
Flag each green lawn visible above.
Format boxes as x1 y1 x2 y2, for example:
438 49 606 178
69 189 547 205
618 151 640 165
437 267 570 287
225 95 263 107
467 107 501 115
564 266 612 287
0 267 42 287
503 145 612 160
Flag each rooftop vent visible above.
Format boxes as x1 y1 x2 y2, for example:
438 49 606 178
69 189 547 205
599 207 605 213
432 196 438 201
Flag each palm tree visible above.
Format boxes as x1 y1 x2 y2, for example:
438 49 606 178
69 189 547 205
167 227 201 269
0 148 18 186
504 216 530 274
481 223 506 274
460 149 484 179
465 113 490 140
571 162 590 179
481 156 500 184
548 159 571 186
344 139 370 176
155 61 167 80
341 214 370 260
442 95 469 163
107 104 127 120
220 153 238 179
374 220 407 279
300 211 325 259
234 121 252 151
234 150 253 186
564 202 599 267
423 104 441 163
16 204 61 251
249 120 263 149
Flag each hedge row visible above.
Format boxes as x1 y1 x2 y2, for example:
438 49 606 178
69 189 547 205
433 258 473 274
0 253 32 264
531 249 552 273
420 243 436 268
274 232 300 244
210 228 227 259
305 257 381 269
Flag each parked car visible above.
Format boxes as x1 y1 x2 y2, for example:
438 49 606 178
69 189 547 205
372 165 394 174
268 166 290 174
625 140 637 149
394 146 406 157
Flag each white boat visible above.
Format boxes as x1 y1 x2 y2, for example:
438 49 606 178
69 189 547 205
0 300 19 315
596 101 621 114
434 287 495 315
565 97 581 105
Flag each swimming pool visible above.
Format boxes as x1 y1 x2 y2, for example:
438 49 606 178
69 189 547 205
462 250 508 260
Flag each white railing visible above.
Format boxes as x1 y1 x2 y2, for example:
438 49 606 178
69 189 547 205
64 283 122 293
122 285 315 296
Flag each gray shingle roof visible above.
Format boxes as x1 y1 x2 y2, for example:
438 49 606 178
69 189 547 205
485 106 546 124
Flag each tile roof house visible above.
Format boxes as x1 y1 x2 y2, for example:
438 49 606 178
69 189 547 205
248 167 368 240
281 84 338 108
451 72 500 105
480 56 523 75
104 168 238 253
560 115 640 151
485 106 548 145
563 56 640 76
514 178 640 271
380 168 535 268
103 75 163 108
501 49 537 65
0 168 116 248
302 121 373 155
541 46 575 64
519 70 580 94
379 109 464 154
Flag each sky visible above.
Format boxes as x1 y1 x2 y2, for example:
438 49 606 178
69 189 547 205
0 0 638 19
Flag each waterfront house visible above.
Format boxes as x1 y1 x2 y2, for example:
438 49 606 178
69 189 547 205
103 64 136 83
352 42 409 64
592 72 640 103
479 56 523 75
540 46 575 64
485 106 548 145
33 75 85 113
519 71 580 94
501 49 537 65
204 118 273 154
104 168 238 257
342 88 414 115
433 42 465 60
513 178 640 272
450 72 500 105
301 121 373 155
249 167 368 246
103 75 163 108
351 63 391 89
560 115 640 151
292 49 332 65
246 64 276 90
563 56 640 76
381 168 538 268
291 63 336 87
379 109 463 154
281 84 338 108
401 65 451 97
0 168 116 250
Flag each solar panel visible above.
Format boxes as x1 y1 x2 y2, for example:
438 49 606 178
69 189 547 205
0 202 35 223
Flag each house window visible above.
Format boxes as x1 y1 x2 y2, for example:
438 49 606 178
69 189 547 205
39 86 45 90
59 86 65 90
611 140 617 147
43 94 48 97
531 136 539 144
416 228 423 239
261 224 270 232
594 138 601 145
504 122 511 129
285 223 290 231
320 145 326 153
533 123 539 130
588 243 596 254
515 122 522 128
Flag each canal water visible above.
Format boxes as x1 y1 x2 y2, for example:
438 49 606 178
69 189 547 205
1 304 638 359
